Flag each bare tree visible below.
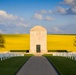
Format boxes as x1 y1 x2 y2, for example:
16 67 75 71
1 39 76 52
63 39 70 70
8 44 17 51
0 34 5 48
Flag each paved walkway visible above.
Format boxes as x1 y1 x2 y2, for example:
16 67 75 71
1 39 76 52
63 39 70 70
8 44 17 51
16 56 59 75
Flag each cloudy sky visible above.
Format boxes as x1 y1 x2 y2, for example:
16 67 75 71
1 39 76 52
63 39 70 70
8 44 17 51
0 0 76 34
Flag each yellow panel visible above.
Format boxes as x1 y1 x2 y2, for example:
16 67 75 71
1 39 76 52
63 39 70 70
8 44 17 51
0 34 76 52
47 35 76 52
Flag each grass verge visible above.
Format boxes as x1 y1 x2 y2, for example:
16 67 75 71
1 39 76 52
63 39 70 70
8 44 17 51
24 54 34 56
0 56 31 75
44 55 76 75
42 54 53 56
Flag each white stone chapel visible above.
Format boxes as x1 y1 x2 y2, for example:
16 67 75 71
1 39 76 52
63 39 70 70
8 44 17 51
30 25 47 54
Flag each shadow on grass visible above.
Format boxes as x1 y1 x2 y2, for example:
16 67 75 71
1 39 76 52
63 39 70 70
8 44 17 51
0 56 32 75
44 55 76 75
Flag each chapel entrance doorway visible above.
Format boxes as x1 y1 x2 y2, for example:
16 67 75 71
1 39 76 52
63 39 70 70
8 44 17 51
36 45 41 53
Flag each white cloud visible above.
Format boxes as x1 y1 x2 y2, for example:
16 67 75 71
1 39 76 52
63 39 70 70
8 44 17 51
71 6 76 13
51 27 61 33
0 29 4 34
74 16 76 18
48 10 52 14
60 24 76 34
33 13 55 21
50 24 76 34
40 10 47 14
56 6 66 14
0 10 30 27
39 10 52 14
45 16 55 21
33 13 43 20
0 10 18 20
33 0 76 15
62 0 76 6
59 0 76 14
15 32 19 34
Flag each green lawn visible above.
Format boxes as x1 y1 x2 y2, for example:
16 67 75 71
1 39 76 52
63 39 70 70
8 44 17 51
0 56 31 75
45 56 76 75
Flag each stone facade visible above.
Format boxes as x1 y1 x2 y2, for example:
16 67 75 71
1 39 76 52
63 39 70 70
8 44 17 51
30 25 47 54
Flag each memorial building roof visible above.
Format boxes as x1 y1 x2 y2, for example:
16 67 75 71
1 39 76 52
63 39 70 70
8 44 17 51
30 25 46 31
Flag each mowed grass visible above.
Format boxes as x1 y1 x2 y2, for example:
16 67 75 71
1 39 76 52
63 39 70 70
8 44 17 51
0 56 31 75
45 56 76 75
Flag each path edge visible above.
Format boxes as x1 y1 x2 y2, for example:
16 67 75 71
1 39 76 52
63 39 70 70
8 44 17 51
45 56 60 75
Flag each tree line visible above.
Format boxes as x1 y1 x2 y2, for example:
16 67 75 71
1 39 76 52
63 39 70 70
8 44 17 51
0 34 5 48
